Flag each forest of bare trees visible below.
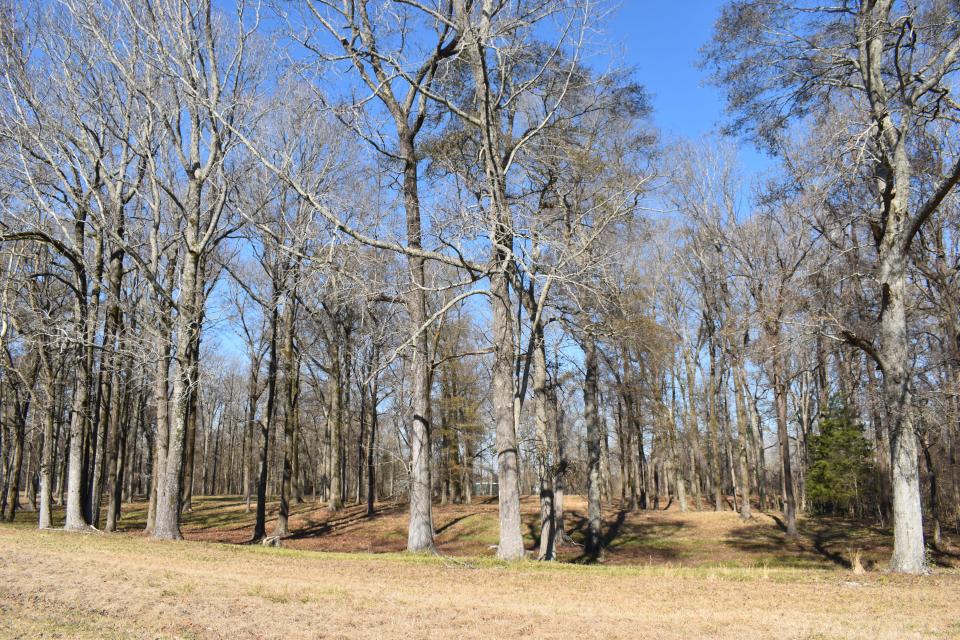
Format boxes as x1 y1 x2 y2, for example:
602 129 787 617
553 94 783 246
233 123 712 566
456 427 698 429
1 0 959 576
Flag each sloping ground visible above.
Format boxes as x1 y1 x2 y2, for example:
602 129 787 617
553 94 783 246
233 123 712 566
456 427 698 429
11 494 959 570
1 526 958 640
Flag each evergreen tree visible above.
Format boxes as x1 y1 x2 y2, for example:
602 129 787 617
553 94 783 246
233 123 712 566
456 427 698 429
808 398 875 517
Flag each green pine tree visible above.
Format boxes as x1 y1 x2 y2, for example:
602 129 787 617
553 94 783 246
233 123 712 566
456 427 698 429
807 398 875 516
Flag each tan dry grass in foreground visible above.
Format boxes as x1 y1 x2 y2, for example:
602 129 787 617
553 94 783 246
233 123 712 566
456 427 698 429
1 526 958 640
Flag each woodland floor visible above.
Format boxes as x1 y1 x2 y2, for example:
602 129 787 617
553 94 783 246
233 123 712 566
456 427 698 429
2 496 960 638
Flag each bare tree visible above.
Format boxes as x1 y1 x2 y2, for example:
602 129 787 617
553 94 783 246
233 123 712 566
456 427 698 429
705 0 960 573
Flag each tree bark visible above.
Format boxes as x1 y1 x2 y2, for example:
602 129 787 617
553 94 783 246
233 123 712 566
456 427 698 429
707 341 723 511
1 396 27 522
64 227 102 531
365 378 378 517
103 358 126 532
533 324 556 560
490 265 523 560
274 293 297 537
879 252 926 572
400 141 434 552
733 363 752 520
146 329 171 533
253 299 279 541
773 360 797 537
153 238 202 541
38 349 56 529
583 337 603 559
328 336 343 513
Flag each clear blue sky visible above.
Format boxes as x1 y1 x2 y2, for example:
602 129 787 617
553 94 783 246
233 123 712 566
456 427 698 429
211 1 771 361
604 1 771 175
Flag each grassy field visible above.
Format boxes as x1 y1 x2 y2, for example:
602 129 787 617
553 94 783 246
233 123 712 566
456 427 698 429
2 496 959 638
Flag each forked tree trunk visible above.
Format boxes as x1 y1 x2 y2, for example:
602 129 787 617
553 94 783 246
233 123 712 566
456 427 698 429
459 1 524 559
153 191 208 539
89 354 113 527
90 244 124 528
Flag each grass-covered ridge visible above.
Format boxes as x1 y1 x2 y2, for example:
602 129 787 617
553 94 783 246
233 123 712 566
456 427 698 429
7 493 960 571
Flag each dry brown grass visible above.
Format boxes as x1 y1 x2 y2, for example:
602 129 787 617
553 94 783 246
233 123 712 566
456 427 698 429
90 494 960 570
1 524 958 640
9 493 960 570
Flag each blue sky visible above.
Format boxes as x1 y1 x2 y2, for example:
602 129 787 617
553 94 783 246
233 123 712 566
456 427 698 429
604 1 771 175
211 1 773 362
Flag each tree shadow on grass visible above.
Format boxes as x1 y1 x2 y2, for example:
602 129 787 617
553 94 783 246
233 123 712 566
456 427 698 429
286 502 404 541
435 513 476 535
562 509 686 564
722 513 897 569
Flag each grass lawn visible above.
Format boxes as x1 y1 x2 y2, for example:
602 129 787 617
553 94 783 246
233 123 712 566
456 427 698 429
2 496 958 638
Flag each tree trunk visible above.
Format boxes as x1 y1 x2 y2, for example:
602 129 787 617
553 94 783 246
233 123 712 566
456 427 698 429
146 331 171 533
274 294 297 537
152 243 202 541
328 337 343 513
774 362 797 537
253 301 279 541
106 388 130 532
584 337 603 559
365 379 378 517
2 403 25 522
38 354 56 529
180 346 201 513
490 265 523 560
292 383 302 505
707 342 723 511
669 366 688 513
64 320 92 530
88 356 111 527
733 363 752 520
104 361 126 532
400 143 434 552
921 434 941 548
683 349 703 510
243 358 259 513
533 325 556 560
879 252 926 572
